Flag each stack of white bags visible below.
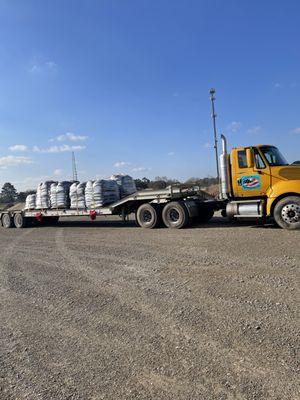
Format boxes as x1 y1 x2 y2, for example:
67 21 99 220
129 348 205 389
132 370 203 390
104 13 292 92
36 181 54 209
111 175 137 197
25 194 36 210
50 182 72 209
70 182 86 209
25 174 137 211
85 180 120 208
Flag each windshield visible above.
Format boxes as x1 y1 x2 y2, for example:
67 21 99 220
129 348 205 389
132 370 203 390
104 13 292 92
260 146 289 166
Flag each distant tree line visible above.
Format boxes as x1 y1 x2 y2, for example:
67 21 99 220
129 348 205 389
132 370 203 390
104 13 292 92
0 182 35 206
134 176 218 190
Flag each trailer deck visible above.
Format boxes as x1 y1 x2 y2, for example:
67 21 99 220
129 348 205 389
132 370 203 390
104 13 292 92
0 186 222 229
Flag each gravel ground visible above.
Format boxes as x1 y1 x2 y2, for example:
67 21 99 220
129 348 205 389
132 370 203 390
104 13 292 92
0 216 299 400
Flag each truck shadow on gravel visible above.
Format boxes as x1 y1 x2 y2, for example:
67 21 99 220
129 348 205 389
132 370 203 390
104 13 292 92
36 217 280 230
52 219 139 228
191 217 280 230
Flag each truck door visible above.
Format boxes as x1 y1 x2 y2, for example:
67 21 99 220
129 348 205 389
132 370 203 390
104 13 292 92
235 148 271 197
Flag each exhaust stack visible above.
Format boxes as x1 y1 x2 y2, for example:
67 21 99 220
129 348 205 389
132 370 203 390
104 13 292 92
220 134 230 199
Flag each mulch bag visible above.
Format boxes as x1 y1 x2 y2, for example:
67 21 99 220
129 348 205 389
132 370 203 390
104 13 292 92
111 174 137 198
85 179 120 209
36 181 55 209
25 194 36 210
85 180 94 209
70 182 86 209
50 181 72 209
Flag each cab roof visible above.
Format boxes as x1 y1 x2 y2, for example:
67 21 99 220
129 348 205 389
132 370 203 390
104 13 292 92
233 145 276 150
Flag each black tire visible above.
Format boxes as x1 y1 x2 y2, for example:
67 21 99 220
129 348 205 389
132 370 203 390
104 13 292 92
162 201 189 229
196 207 214 223
2 214 13 229
274 196 300 230
14 213 27 229
136 203 160 229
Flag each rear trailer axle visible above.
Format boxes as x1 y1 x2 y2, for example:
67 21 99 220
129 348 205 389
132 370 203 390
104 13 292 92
1 213 13 229
136 203 161 229
14 213 27 228
162 201 190 229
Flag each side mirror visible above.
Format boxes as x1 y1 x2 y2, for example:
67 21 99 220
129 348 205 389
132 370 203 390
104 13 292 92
246 148 254 168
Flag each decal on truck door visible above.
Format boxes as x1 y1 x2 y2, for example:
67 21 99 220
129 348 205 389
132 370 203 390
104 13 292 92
239 175 262 190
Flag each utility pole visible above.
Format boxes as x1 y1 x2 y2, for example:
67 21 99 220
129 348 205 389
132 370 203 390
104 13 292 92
72 151 78 182
209 88 220 186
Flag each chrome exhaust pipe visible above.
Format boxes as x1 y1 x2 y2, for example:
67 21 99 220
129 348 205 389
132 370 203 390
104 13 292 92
221 134 227 154
220 134 230 199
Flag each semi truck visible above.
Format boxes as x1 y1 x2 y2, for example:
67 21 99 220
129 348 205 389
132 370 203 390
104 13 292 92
1 134 300 230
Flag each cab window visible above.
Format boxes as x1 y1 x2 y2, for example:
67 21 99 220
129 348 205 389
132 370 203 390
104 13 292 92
260 146 289 166
238 150 247 168
254 149 266 169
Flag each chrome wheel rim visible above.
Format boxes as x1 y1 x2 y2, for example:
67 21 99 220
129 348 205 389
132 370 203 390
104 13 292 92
2 215 11 227
142 210 153 223
169 209 180 222
281 204 300 224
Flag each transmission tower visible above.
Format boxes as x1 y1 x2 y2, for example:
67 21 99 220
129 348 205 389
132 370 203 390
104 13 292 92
209 88 220 183
72 151 78 182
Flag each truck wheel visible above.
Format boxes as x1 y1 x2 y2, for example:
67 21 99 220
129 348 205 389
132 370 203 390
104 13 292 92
197 207 214 223
14 213 27 229
162 201 189 229
136 204 160 229
2 214 13 229
274 196 300 230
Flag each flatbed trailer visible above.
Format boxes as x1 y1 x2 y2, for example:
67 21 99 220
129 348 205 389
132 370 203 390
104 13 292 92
0 186 224 229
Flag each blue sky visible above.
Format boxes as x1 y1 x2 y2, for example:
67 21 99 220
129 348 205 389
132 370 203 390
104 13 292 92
0 0 299 190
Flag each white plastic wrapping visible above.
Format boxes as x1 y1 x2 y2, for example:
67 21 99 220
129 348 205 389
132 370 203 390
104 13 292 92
36 181 55 209
70 182 86 209
25 194 36 210
111 174 137 198
50 181 72 209
32 175 135 211
85 179 120 209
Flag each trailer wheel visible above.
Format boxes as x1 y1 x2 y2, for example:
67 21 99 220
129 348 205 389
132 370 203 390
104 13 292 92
14 213 27 229
162 201 189 229
2 214 13 229
136 203 160 229
274 196 300 230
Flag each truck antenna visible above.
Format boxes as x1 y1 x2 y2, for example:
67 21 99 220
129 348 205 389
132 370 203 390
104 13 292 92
72 151 78 182
209 88 220 189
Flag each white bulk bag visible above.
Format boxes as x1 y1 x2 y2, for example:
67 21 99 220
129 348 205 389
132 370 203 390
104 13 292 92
70 182 86 209
85 179 120 209
25 194 36 210
36 181 54 209
50 181 72 209
111 174 137 198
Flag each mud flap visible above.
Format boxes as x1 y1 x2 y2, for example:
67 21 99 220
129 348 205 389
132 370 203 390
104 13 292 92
183 200 199 218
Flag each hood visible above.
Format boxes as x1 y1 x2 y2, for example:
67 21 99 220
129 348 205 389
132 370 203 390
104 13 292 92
275 165 300 180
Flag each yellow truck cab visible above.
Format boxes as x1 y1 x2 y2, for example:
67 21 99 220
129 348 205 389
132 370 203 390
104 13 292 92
220 135 300 230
